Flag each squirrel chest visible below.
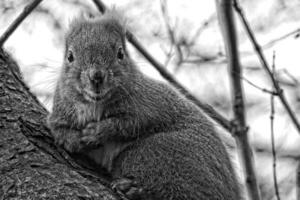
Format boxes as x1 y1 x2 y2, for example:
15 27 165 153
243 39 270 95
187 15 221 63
75 102 103 126
75 102 131 172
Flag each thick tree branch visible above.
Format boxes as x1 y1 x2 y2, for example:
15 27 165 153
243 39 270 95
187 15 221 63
215 0 261 200
91 0 232 132
0 48 119 200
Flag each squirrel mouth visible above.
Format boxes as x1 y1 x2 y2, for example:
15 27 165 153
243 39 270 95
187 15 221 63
84 89 104 101
83 88 112 102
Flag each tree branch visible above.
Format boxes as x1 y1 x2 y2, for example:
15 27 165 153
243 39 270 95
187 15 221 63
233 0 300 134
240 73 277 95
270 51 281 200
0 0 43 47
215 0 261 199
263 28 300 49
0 48 119 200
160 0 183 65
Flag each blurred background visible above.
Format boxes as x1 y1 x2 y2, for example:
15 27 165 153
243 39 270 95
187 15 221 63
1 0 300 199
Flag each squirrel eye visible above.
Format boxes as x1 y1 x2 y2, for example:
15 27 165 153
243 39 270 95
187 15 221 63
67 50 74 63
117 47 124 60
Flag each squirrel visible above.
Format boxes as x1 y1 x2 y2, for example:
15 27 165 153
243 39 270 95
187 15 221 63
47 10 241 200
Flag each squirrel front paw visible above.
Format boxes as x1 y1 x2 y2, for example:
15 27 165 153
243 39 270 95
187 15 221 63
111 177 151 200
80 122 106 147
57 122 106 153
63 139 85 153
57 134 87 153
82 122 102 135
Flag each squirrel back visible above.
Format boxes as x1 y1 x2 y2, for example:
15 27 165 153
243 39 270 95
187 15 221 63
111 75 241 199
48 10 242 200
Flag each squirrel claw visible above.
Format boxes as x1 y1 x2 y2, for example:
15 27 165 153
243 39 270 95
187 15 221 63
82 122 101 136
81 122 106 147
63 140 84 153
111 178 145 200
79 135 100 147
56 133 86 153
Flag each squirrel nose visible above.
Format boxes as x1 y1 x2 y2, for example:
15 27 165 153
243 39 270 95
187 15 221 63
89 70 105 87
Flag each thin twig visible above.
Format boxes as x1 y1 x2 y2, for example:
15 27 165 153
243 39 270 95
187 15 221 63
189 14 216 46
180 56 225 65
263 28 300 49
235 28 300 56
0 0 43 47
233 0 300 134
216 0 261 199
239 74 277 95
281 69 299 86
91 0 232 131
160 0 184 67
274 69 300 88
162 44 174 67
270 51 281 200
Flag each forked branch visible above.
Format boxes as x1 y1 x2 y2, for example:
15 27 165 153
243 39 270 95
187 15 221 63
233 0 300 134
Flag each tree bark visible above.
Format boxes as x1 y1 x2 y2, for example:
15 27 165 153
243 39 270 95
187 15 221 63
0 48 118 200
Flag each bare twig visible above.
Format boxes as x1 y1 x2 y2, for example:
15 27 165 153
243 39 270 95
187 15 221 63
189 14 216 46
91 0 232 131
240 74 277 95
0 0 43 47
235 28 300 56
160 0 217 69
180 56 225 65
233 0 300 133
274 69 300 88
162 44 174 67
281 69 299 86
270 51 281 200
263 28 300 49
160 0 184 67
216 0 261 199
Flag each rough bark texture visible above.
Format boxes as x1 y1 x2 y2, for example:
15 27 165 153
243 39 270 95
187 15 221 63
0 48 119 200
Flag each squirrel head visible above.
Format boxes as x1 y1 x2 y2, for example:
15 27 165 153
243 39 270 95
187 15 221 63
59 10 137 103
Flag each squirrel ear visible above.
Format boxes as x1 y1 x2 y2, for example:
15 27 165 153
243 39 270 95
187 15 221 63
101 9 129 40
78 11 96 20
67 11 95 35
67 14 85 31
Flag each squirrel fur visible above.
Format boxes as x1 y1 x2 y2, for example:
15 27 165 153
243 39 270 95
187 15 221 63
47 10 241 200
